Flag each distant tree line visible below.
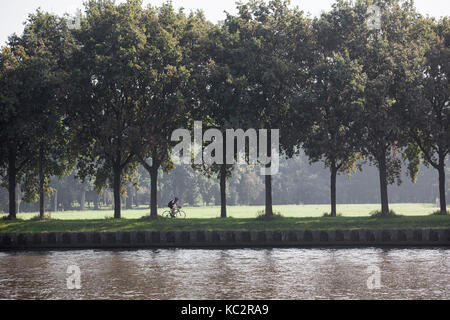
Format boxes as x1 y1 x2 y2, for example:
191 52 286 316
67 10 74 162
1 154 448 213
0 0 448 219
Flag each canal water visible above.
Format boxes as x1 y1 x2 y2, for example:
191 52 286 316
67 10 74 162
0 248 449 300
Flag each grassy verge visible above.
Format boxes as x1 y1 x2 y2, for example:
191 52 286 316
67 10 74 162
0 215 449 234
0 203 448 220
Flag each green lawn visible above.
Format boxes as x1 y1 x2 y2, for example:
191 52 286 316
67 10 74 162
0 203 446 220
0 204 448 233
0 216 449 233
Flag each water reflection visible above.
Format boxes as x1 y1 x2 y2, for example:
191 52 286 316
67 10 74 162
0 248 449 300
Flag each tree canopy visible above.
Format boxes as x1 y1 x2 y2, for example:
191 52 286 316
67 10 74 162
0 0 448 219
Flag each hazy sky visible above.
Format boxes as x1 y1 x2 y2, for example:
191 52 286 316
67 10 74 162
1 0 449 45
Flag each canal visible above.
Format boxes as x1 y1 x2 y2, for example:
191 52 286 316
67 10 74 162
0 248 449 299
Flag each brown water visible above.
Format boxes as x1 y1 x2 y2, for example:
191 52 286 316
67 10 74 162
0 248 449 300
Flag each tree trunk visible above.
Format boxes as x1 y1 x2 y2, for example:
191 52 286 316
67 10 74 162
150 166 158 218
8 147 17 219
378 154 390 216
438 159 447 215
220 164 227 218
265 170 273 217
39 147 45 220
113 166 121 219
330 161 338 217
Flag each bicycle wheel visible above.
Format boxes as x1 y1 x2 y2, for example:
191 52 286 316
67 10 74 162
176 210 186 219
162 210 173 218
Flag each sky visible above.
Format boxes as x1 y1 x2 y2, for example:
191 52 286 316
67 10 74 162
0 0 449 46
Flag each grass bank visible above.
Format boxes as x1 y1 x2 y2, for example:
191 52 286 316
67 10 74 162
0 215 449 234
1 203 447 220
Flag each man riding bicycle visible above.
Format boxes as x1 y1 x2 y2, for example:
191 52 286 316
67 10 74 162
168 197 181 218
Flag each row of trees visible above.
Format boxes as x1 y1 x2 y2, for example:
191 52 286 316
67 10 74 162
1 0 449 220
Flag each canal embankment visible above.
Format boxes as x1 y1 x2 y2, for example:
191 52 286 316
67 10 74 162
1 229 449 249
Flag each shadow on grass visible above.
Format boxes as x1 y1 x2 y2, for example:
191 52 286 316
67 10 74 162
0 215 448 233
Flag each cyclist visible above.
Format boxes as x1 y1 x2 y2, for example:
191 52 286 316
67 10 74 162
168 197 181 217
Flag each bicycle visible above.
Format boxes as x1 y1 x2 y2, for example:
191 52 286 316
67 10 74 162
162 207 186 219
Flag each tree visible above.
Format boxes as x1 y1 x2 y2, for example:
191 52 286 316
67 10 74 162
293 2 369 217
0 47 27 219
341 0 422 216
193 20 249 218
10 11 76 219
222 0 313 217
303 49 366 217
132 4 209 218
0 11 76 219
68 0 144 219
400 17 450 215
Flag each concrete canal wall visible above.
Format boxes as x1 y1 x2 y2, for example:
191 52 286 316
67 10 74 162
1 229 450 249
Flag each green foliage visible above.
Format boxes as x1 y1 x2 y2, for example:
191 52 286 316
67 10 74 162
256 210 283 220
369 210 399 218
0 0 449 222
29 213 52 221
322 212 343 217
302 27 367 174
